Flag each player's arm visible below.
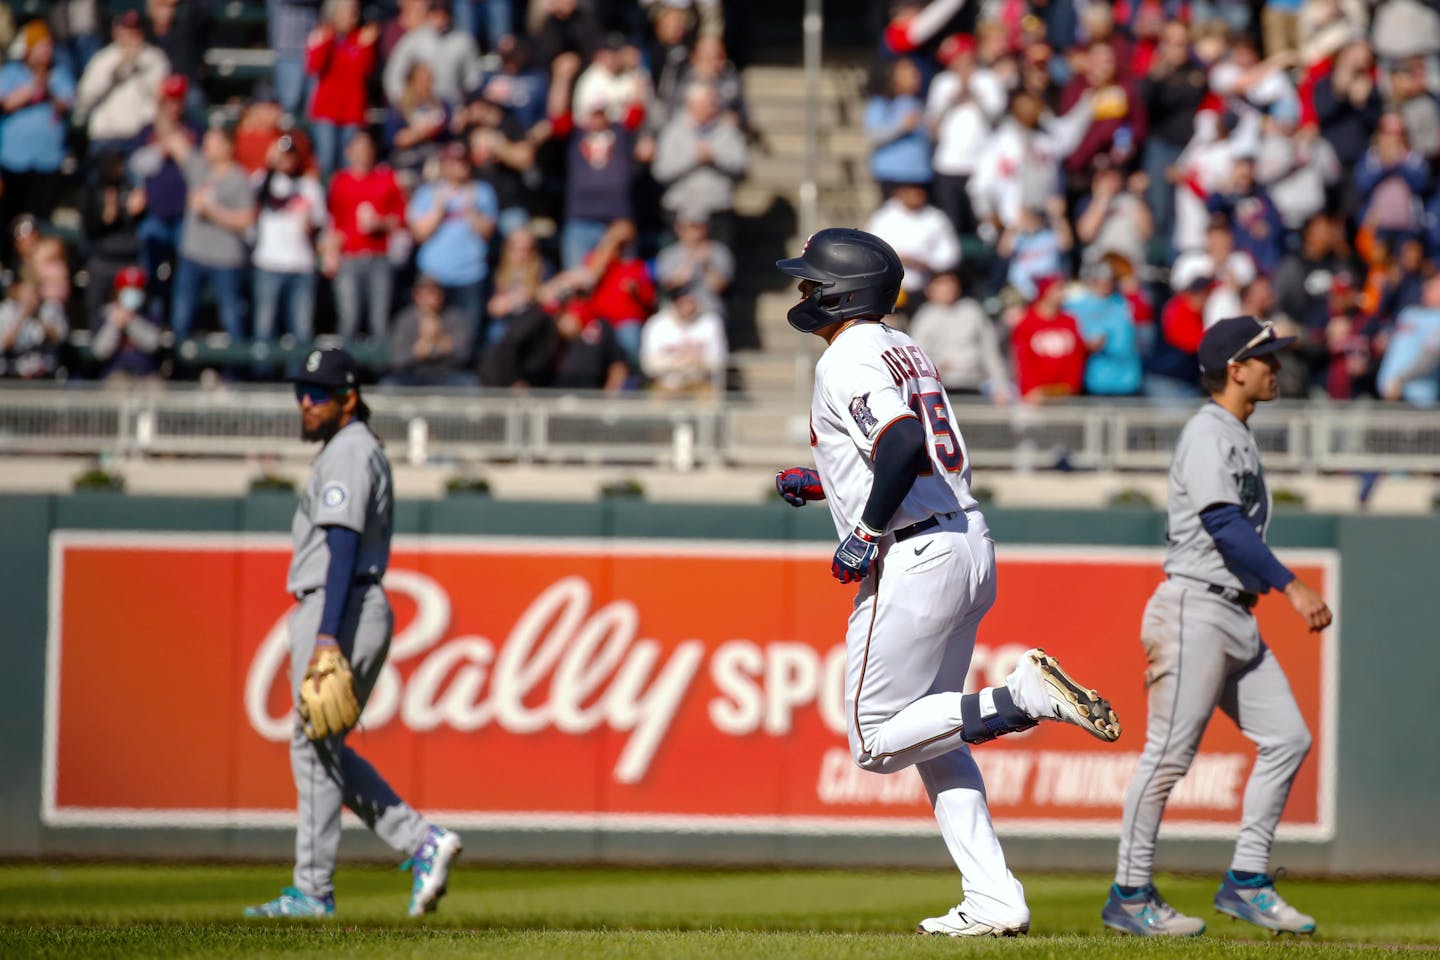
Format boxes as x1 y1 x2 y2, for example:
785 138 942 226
1199 504 1331 631
832 414 927 584
316 525 361 648
310 460 374 646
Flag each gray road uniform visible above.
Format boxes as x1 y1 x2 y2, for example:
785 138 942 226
1115 402 1312 885
285 420 430 900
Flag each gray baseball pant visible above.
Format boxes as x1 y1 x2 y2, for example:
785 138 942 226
1114 579 1312 886
288 584 430 900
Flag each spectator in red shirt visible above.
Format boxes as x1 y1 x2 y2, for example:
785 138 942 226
305 0 379 180
544 218 655 368
583 219 655 365
324 130 406 342
1011 275 1089 401
233 98 314 176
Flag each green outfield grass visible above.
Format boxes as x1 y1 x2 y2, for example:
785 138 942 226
1 864 1436 958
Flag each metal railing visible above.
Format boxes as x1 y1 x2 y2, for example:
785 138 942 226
0 383 1438 474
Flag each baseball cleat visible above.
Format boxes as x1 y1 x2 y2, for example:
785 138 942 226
1102 883 1206 937
243 886 335 918
404 825 463 917
917 905 1029 937
1214 871 1316 934
1022 648 1122 742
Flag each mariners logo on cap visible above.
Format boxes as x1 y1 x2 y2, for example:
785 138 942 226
306 351 322 373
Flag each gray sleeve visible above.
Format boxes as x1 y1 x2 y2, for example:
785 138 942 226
389 307 418 368
708 244 734 283
651 122 696 184
311 439 373 533
653 246 682 283
443 308 473 363
974 305 1010 390
709 124 748 176
127 316 163 353
1176 426 1241 512
383 36 414 106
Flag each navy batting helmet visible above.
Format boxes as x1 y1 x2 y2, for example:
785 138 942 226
775 228 904 333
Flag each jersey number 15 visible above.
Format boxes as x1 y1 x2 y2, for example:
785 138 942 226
909 391 964 473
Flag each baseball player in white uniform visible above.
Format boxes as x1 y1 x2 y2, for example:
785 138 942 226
1104 316 1332 937
245 348 461 919
774 228 1123 937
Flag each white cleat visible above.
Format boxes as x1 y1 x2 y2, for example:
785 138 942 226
1019 648 1122 742
917 905 1029 938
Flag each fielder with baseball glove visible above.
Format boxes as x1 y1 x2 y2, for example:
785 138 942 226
244 348 461 920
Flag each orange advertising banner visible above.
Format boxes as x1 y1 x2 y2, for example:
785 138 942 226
44 533 1336 839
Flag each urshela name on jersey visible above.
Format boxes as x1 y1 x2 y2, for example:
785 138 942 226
879 344 940 385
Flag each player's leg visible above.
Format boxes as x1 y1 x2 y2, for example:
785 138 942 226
846 522 996 774
338 586 463 916
1115 585 1233 884
1104 584 1227 936
1212 639 1315 934
915 748 1031 936
912 580 1030 938
284 594 348 905
246 596 344 915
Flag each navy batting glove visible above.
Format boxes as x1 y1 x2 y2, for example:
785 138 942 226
776 466 825 507
832 522 882 583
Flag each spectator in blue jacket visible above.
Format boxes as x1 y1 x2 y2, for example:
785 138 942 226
1206 157 1287 275
865 56 932 193
1066 257 1143 396
1355 114 1429 239
1313 39 1383 175
1378 275 1440 405
407 142 499 345
0 23 75 239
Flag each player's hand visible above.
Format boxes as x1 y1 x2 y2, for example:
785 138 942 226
775 466 824 507
1283 579 1332 632
298 641 360 740
832 522 882 583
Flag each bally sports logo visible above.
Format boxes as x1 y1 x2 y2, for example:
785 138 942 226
45 533 1338 840
247 572 719 784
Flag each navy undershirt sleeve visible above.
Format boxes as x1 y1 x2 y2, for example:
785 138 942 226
319 525 361 638
861 416 928 532
1200 504 1295 592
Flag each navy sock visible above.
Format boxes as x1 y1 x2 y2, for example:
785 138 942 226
1229 870 1267 883
1114 885 1144 897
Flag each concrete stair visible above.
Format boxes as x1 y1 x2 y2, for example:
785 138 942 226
728 62 878 407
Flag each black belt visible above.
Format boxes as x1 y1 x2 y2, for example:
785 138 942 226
894 513 954 543
296 573 381 600
1208 583 1259 609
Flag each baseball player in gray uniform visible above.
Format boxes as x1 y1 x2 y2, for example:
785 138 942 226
245 347 461 919
1103 316 1332 937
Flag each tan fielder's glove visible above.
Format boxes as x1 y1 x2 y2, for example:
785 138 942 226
298 646 361 741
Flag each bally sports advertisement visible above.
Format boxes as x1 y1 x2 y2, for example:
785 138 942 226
44 533 1337 839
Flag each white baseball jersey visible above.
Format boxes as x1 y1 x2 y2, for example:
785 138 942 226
812 320 1032 929
809 321 978 537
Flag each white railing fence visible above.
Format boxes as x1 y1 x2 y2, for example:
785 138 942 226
0 384 1438 475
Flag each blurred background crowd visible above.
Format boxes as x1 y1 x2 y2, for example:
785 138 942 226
0 0 743 395
3 0 1440 405
864 0 1440 405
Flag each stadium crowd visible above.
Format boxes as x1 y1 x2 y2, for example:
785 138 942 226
2 0 1440 405
865 0 1440 405
0 0 739 394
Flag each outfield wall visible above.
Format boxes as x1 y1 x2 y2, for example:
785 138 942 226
0 493 1435 877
